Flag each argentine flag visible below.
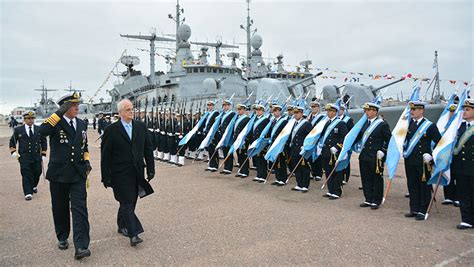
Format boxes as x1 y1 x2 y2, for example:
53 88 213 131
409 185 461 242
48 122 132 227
385 85 421 179
178 113 208 147
247 120 272 158
436 93 456 135
228 114 256 155
264 118 296 162
216 115 237 149
335 114 368 171
429 88 470 186
197 112 222 151
299 116 328 159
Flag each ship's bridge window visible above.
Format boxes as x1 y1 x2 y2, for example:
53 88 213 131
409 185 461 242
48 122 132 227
200 67 205 72
213 68 217 73
230 69 234 74
224 69 229 74
186 68 192 73
277 74 282 79
193 68 198 73
206 67 212 73
218 69 223 73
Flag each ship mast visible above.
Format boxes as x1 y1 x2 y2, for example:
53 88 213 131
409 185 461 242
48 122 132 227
240 0 256 74
34 80 58 115
432 50 441 99
168 0 185 53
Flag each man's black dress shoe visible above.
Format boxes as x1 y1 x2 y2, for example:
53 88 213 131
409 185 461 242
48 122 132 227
456 224 473 230
415 213 426 221
404 212 416 218
370 204 379 210
130 236 143 246
74 248 91 260
359 202 371 208
58 240 69 250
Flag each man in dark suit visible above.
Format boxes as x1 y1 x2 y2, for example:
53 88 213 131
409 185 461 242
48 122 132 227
251 103 270 182
354 102 391 209
9 111 47 200
233 103 251 177
97 112 105 134
320 104 348 199
452 99 474 229
288 106 312 192
203 101 220 166
403 101 441 220
101 99 155 247
39 92 92 260
214 99 236 174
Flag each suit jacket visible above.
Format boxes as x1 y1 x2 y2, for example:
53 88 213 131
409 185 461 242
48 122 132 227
340 115 354 131
9 125 47 163
320 119 348 159
101 120 155 203
204 111 219 134
288 120 312 158
213 111 236 145
39 114 89 183
355 119 391 162
268 116 288 143
451 122 474 176
403 118 441 166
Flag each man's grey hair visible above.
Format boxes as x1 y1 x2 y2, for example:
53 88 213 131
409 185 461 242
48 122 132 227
117 99 133 112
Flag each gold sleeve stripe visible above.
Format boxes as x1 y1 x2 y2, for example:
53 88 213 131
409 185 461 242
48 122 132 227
84 152 90 161
337 143 343 148
45 113 61 126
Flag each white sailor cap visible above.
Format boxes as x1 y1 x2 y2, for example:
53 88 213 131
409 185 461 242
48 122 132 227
325 103 340 112
222 99 233 105
310 101 320 107
236 103 247 109
462 99 474 108
293 106 305 112
409 101 427 109
57 91 81 106
362 102 381 111
23 110 36 118
207 100 216 106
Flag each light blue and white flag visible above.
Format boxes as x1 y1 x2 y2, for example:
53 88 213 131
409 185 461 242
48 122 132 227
178 113 208 146
436 93 456 135
335 114 368 171
216 115 237 149
228 114 256 155
299 115 328 159
385 85 421 179
428 88 470 186
247 120 272 158
198 112 223 151
264 118 296 162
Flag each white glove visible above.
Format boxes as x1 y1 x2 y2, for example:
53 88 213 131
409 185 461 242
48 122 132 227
42 156 47 161
377 150 385 159
11 152 19 158
330 147 338 155
179 135 183 139
423 153 433 163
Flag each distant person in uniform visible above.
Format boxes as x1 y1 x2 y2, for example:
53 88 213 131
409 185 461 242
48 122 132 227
92 116 97 130
9 111 47 200
101 99 155 246
97 112 105 134
39 92 92 260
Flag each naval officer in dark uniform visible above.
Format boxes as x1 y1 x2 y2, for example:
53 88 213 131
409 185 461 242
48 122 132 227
233 103 251 177
101 99 155 246
39 92 92 260
288 106 312 192
354 102 391 209
338 103 354 184
451 99 474 229
403 101 441 220
9 111 47 200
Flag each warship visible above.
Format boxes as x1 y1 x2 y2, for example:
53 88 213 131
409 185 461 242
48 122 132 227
16 0 446 127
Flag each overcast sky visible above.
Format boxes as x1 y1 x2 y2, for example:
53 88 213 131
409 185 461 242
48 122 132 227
1 0 472 114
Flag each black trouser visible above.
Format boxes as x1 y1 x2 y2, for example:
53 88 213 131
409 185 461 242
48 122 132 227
274 154 288 183
168 135 177 156
405 163 431 214
292 156 310 188
222 147 233 172
237 149 249 175
20 160 41 195
360 159 384 205
155 132 162 152
50 181 90 249
310 157 323 178
454 173 474 225
177 136 186 157
323 156 343 196
255 154 267 179
343 163 351 182
117 202 144 237
162 134 169 153
252 156 257 168
207 144 218 168
443 176 457 201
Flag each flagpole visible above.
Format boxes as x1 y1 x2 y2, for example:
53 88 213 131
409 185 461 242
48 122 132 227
237 155 250 174
425 173 443 220
382 179 392 205
219 154 231 169
263 157 278 184
320 160 340 190
286 156 304 183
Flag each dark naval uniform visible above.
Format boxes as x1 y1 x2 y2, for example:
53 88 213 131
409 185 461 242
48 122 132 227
9 120 47 197
451 120 474 229
339 114 354 183
233 114 251 177
403 117 440 218
307 113 325 180
289 118 312 190
213 110 236 173
269 116 288 184
204 110 220 169
355 117 391 207
320 118 348 197
251 115 270 180
39 95 92 257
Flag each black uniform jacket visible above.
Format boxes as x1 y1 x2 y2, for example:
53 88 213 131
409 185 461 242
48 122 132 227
354 119 391 162
451 122 474 176
10 124 47 163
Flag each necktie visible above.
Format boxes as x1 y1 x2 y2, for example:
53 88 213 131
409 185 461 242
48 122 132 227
126 124 132 140
368 120 372 126
29 126 33 137
70 120 75 133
